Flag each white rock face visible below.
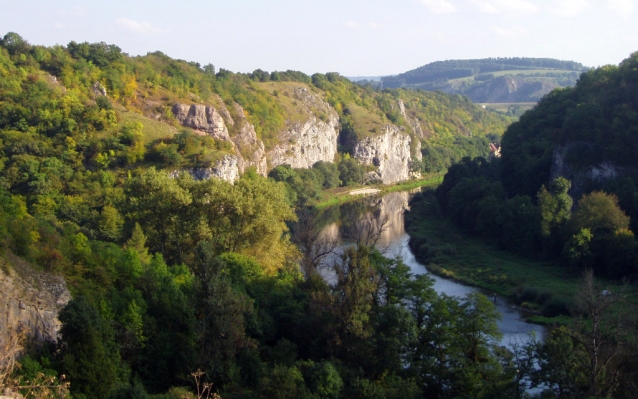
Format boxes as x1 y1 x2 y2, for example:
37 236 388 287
353 125 416 184
0 265 71 350
269 116 339 169
170 154 240 183
172 103 268 176
172 104 232 142
231 103 268 175
268 87 339 169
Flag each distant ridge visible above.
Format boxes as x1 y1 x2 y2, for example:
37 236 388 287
377 57 588 103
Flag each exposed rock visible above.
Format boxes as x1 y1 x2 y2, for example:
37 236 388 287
172 104 232 142
398 99 426 138
171 102 267 176
269 116 339 169
268 87 339 169
231 103 268 175
92 81 107 97
353 125 416 184
169 154 240 183
44 74 66 94
0 260 71 351
464 76 554 103
551 143 629 198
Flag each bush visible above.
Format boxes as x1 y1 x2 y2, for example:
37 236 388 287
515 286 539 305
542 298 571 317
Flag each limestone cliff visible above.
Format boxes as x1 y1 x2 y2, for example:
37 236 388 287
268 87 339 169
169 154 240 183
353 125 420 184
268 116 339 169
230 103 268 175
170 88 419 185
398 99 428 139
0 259 71 350
171 102 267 176
171 103 232 143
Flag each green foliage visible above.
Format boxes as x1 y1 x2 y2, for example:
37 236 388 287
58 296 122 399
338 157 364 186
419 136 491 174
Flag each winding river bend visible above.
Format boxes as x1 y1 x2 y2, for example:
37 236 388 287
316 190 546 347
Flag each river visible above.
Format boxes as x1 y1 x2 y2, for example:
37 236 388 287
315 190 546 347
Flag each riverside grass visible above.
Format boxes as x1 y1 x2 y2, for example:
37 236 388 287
405 194 638 325
311 174 443 210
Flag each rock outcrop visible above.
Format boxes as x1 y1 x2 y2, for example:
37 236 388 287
268 87 339 169
550 143 629 198
170 88 418 184
0 261 71 351
231 103 268 175
268 116 339 169
169 154 240 183
398 99 428 139
171 102 267 176
353 125 420 184
172 104 232 142
464 76 553 103
92 81 107 97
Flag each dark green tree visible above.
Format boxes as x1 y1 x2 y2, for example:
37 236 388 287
58 297 121 399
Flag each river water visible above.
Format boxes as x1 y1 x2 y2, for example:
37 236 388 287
316 190 546 347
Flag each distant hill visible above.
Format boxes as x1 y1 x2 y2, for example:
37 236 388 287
381 58 588 103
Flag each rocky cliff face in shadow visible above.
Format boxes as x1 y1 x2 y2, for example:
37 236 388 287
0 260 71 350
551 143 629 198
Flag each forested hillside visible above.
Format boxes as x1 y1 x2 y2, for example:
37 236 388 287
401 54 638 398
419 52 638 278
381 58 587 103
0 32 543 399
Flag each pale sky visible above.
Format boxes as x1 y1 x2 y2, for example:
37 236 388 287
1 0 637 76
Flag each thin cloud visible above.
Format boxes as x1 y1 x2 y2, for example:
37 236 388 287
116 18 165 35
469 0 538 16
551 0 590 17
421 0 457 14
607 0 635 16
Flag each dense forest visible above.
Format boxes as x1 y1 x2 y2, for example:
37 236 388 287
403 52 638 398
1 31 634 399
411 51 638 278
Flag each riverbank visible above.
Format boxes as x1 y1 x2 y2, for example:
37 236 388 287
404 191 638 326
311 174 443 210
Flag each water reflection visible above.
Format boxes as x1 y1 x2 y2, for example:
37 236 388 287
314 190 546 346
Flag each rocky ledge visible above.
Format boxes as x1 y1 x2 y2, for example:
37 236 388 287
0 261 71 351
